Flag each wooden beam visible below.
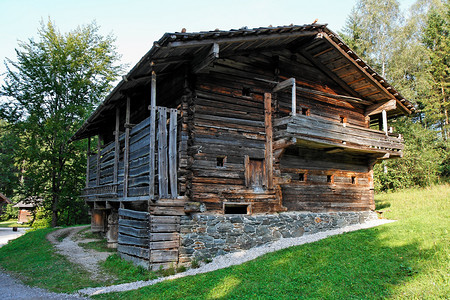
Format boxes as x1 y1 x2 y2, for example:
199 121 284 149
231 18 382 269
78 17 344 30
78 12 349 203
86 137 90 188
272 78 296 116
149 72 156 198
168 109 178 198
299 48 363 99
364 99 397 117
114 108 120 184
382 109 388 135
321 33 395 101
96 137 101 186
264 93 273 190
123 96 131 198
295 85 372 105
167 30 319 48
192 43 219 73
158 107 169 198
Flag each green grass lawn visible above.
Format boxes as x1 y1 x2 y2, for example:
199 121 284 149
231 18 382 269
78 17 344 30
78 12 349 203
93 185 449 299
0 220 29 228
0 185 448 298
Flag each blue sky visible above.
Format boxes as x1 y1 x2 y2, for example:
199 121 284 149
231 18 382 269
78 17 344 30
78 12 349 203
0 0 417 83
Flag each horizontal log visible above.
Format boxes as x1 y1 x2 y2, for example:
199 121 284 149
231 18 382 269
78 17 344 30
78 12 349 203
149 240 180 250
119 252 148 269
150 232 179 242
151 223 180 232
118 233 149 247
119 218 149 229
150 216 180 224
119 225 149 238
119 208 149 220
150 250 179 263
118 244 149 259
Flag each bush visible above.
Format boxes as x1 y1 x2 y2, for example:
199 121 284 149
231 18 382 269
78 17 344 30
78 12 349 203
0 204 18 221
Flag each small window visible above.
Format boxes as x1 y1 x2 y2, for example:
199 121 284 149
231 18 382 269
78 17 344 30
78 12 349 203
224 203 249 214
242 87 251 97
299 173 305 182
301 108 310 116
217 156 226 167
351 176 356 184
340 116 347 124
327 175 333 183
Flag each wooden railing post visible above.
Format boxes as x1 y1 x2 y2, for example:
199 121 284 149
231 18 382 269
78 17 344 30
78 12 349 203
96 137 101 186
149 71 156 199
158 107 169 198
86 137 91 188
169 108 178 198
382 109 388 136
123 96 131 198
264 93 273 189
114 108 120 184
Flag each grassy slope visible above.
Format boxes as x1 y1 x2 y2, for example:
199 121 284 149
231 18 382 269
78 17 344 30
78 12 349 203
94 185 449 299
0 220 29 228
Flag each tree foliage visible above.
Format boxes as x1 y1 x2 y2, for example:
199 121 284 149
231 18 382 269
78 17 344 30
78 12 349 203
0 20 123 226
341 0 449 191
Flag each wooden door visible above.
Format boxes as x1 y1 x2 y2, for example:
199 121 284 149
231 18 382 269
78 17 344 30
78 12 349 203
245 156 265 191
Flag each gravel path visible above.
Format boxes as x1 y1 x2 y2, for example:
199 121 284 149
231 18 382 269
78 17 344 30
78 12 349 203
0 271 88 300
0 227 88 300
78 219 395 297
47 225 113 281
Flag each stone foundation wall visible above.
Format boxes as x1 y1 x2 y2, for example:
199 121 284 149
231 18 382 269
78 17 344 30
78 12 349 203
179 211 377 264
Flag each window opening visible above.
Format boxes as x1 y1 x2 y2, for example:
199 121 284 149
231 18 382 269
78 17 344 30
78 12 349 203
242 87 251 97
216 156 226 167
340 116 347 124
327 175 333 183
299 173 305 182
224 203 249 214
351 176 356 184
301 108 310 116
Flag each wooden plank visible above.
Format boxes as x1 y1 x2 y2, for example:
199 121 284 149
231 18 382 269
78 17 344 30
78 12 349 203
264 93 273 190
169 109 178 198
123 96 131 198
149 232 179 241
119 218 149 229
192 43 219 74
158 107 169 198
86 137 90 188
150 250 178 263
114 108 120 184
119 208 149 220
149 240 179 250
118 244 150 259
96 138 101 186
149 105 156 198
118 233 149 247
119 253 148 269
244 155 250 188
118 225 149 238
150 216 180 224
151 223 180 232
364 99 396 117
151 206 185 216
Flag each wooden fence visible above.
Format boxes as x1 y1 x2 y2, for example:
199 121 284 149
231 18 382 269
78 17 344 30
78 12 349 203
83 106 178 200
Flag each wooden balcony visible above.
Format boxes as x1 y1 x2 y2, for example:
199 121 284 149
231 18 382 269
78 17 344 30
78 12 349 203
274 115 404 157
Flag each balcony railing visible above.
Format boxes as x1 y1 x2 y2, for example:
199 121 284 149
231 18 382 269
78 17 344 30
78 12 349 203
274 115 404 157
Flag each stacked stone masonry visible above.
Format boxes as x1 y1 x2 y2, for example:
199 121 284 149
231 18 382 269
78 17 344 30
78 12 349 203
179 211 377 263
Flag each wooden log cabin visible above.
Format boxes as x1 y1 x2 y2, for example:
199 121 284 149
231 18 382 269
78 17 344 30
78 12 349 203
71 24 414 269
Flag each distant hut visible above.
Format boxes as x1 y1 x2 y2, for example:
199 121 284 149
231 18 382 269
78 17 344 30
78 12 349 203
13 197 42 224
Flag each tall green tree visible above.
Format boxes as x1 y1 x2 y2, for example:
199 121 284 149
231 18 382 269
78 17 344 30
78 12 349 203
0 20 123 226
422 2 450 139
340 0 403 76
0 120 20 197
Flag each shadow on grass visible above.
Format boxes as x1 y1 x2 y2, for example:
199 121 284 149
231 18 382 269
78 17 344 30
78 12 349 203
95 223 428 300
375 198 391 210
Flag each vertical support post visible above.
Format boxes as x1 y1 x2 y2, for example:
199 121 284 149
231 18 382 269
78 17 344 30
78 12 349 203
291 78 296 116
96 137 101 186
382 109 388 135
244 155 250 188
114 108 120 184
158 107 169 198
86 137 91 188
123 96 131 198
169 108 178 198
264 93 273 189
149 71 156 198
